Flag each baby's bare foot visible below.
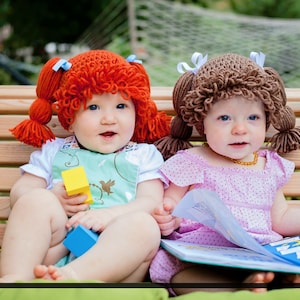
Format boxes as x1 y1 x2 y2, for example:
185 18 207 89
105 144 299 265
243 271 275 292
34 264 78 280
34 265 62 280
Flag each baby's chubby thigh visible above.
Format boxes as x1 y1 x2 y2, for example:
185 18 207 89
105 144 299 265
103 211 161 256
12 188 69 263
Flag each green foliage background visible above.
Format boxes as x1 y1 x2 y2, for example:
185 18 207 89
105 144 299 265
0 0 300 84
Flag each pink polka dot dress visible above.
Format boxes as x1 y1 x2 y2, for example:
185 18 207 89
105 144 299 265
150 148 294 283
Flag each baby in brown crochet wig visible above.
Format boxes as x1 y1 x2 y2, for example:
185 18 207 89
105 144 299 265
155 52 300 160
150 52 300 295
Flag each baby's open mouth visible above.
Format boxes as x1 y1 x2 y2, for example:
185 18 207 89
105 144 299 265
101 131 116 137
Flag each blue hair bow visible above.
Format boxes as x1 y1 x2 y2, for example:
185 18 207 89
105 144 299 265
52 59 72 72
126 54 142 64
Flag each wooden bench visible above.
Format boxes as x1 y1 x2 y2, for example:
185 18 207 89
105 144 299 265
1 85 300 252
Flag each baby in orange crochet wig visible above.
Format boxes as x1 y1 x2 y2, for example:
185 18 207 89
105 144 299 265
11 50 171 147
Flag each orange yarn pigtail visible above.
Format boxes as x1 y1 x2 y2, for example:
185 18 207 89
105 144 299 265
128 59 171 143
144 101 172 143
10 57 66 147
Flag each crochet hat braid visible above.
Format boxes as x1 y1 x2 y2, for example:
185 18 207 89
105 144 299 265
155 52 300 160
10 50 171 147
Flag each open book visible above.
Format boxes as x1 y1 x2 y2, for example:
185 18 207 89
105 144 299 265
161 189 300 273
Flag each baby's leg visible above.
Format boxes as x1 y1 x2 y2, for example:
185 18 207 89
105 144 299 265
0 189 68 282
34 211 160 282
170 265 274 294
243 271 275 292
278 273 300 285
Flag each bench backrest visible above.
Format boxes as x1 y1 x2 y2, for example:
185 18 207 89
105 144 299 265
1 85 300 246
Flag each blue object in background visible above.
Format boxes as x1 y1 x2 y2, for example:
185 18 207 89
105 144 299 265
63 224 99 257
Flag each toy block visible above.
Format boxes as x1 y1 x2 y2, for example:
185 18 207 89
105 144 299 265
61 166 93 204
63 224 99 257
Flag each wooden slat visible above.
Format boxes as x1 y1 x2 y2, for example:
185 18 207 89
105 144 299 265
0 86 173 100
0 196 10 220
0 85 298 102
1 86 299 115
1 177 298 226
1 167 299 198
287 102 300 116
0 99 33 114
282 172 300 197
0 85 36 99
0 142 298 170
1 141 299 171
285 88 300 102
0 115 70 139
0 141 34 165
280 149 300 168
0 168 21 192
2 173 298 218
0 85 300 251
151 86 173 100
0 86 298 100
1 166 299 194
0 224 7 247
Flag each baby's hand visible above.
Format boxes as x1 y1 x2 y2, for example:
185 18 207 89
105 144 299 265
66 209 112 232
153 197 181 236
51 182 89 217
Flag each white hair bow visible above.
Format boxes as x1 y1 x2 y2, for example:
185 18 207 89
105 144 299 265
177 52 208 74
250 51 265 68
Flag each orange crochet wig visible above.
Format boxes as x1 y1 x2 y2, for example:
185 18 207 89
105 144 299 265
10 50 171 147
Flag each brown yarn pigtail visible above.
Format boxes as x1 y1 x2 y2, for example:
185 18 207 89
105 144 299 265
264 68 300 153
154 71 194 160
154 116 193 160
269 106 300 153
10 57 64 147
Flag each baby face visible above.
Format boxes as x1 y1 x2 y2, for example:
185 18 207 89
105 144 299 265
69 93 136 154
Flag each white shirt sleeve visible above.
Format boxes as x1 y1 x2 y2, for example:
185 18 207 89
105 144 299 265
130 143 167 185
20 138 64 189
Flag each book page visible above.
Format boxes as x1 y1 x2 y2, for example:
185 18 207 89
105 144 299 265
172 188 274 257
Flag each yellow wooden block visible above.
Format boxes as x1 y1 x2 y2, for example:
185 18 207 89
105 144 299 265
61 166 93 204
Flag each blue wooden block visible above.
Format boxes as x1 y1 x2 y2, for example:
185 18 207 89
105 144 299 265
63 224 99 257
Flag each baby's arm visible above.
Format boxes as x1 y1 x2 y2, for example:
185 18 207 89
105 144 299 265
271 189 300 236
65 178 164 232
10 172 47 207
153 182 188 236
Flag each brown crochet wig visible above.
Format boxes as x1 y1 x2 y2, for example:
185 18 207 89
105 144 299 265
155 52 300 160
10 50 171 147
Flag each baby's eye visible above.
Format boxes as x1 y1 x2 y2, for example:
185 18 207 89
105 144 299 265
87 104 99 111
116 103 126 109
219 115 230 121
248 115 258 121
